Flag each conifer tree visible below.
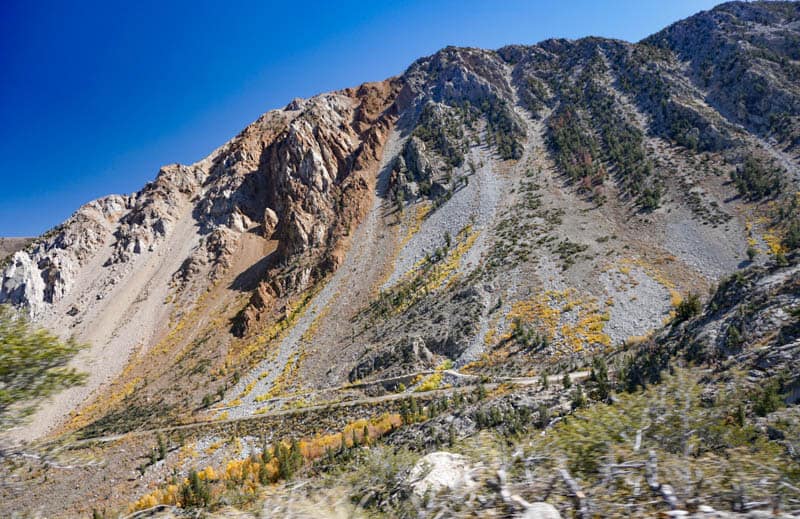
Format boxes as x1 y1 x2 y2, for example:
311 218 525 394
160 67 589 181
289 438 303 476
0 305 86 429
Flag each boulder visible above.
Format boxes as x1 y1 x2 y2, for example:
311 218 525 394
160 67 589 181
402 136 431 182
406 451 477 497
263 207 279 238
521 502 561 519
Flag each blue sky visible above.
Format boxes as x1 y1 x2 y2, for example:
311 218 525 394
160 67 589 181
0 0 719 236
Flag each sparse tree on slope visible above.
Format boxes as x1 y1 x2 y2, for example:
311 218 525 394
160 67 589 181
0 304 86 430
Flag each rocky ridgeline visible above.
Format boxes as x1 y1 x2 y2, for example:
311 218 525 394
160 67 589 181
625 252 800 399
0 83 399 326
0 195 131 317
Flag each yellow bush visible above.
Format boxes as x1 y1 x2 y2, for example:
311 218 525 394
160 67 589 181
763 230 786 256
669 289 683 307
415 372 443 392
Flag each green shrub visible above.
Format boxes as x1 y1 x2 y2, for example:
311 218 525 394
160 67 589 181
157 433 167 461
639 186 662 210
730 157 782 200
783 219 800 250
571 385 587 409
674 292 702 323
621 343 671 391
753 378 784 417
480 97 525 159
412 103 467 168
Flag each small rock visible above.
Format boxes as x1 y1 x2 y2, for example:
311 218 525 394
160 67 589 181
766 425 785 440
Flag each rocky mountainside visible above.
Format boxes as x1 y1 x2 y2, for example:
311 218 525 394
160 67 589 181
1 2 800 517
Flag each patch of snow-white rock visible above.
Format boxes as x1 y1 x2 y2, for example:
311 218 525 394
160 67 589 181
406 451 478 498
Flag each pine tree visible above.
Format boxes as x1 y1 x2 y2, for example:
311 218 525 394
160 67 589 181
157 433 167 461
753 378 784 417
399 399 409 423
592 357 610 401
258 455 272 485
409 398 419 420
537 403 550 428
289 438 303 476
0 305 87 429
181 469 210 508
572 385 587 409
275 440 291 480
476 383 487 400
261 435 272 464
735 403 746 427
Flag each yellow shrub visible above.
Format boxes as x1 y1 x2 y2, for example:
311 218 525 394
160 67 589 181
415 372 443 392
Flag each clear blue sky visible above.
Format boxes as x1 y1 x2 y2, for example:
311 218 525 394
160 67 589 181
0 0 720 237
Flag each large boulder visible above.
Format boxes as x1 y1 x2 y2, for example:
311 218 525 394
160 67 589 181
521 502 561 519
263 207 279 238
406 451 477 498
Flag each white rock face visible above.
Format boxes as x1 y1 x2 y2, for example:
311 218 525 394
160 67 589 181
0 194 132 318
0 88 378 325
407 451 477 497
0 252 47 317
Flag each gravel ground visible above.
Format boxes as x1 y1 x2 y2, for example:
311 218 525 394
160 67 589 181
7 200 204 444
601 267 672 344
665 216 745 280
